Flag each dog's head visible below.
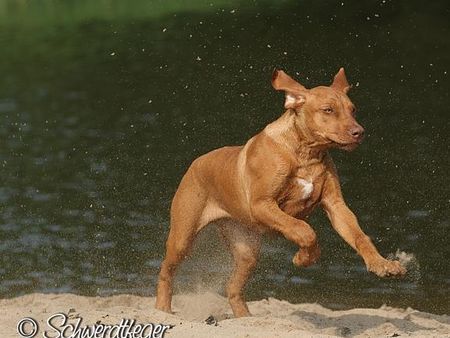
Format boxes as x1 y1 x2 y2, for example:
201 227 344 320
272 68 364 151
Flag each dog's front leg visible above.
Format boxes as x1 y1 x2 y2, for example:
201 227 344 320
251 200 320 267
324 201 406 277
321 173 406 277
246 147 320 266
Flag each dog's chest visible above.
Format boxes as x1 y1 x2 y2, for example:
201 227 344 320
278 166 326 217
296 178 314 200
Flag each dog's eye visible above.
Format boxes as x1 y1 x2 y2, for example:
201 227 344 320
351 107 357 116
322 107 333 114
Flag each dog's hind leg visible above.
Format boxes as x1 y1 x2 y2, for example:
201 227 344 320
155 172 208 313
219 221 261 317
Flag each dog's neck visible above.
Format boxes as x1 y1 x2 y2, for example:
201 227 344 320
264 110 326 165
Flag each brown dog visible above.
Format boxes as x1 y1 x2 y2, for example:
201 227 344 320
155 68 406 317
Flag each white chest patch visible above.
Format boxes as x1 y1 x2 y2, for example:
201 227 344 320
296 178 314 200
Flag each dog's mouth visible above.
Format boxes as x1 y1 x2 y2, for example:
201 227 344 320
330 139 362 151
314 131 363 151
338 142 360 151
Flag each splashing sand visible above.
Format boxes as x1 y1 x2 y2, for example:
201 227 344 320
389 250 421 282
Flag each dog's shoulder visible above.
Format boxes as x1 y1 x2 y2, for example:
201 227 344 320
244 131 296 179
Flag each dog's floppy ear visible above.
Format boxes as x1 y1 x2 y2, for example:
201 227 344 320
272 69 307 110
331 67 351 93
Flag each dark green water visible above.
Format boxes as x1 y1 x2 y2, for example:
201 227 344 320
0 0 448 314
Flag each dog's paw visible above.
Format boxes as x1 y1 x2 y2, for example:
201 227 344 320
292 245 321 267
155 301 173 314
367 259 407 277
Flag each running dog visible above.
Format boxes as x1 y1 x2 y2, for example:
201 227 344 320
155 68 406 317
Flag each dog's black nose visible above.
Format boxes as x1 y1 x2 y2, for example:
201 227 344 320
350 126 365 139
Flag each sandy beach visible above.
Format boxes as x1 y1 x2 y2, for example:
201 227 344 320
1 292 448 338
